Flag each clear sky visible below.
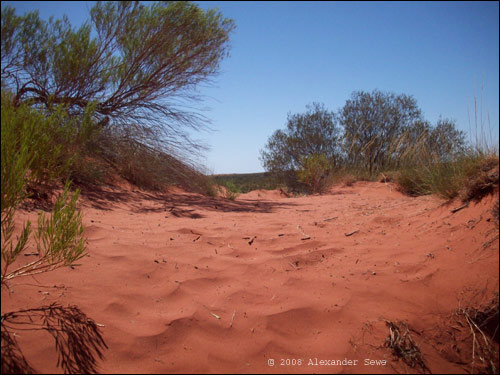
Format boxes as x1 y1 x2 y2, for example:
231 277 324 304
2 1 499 174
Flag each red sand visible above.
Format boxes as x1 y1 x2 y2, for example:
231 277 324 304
2 181 499 374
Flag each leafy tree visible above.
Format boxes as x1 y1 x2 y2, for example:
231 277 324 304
427 117 467 161
260 102 342 186
1 1 235 172
339 90 425 175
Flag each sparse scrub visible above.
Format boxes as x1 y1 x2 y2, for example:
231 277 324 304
339 90 428 176
460 154 499 202
340 175 357 187
216 180 241 200
260 103 342 190
260 91 481 198
394 148 498 200
453 292 499 374
213 173 280 194
296 154 334 194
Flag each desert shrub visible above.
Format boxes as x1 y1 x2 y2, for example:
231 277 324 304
213 173 280 194
68 156 111 187
460 155 499 202
395 160 467 199
201 175 219 197
394 168 429 197
297 154 334 194
394 151 499 200
1 101 101 373
1 92 101 196
1 95 67 193
221 180 241 194
339 90 427 176
2 304 107 374
1 181 86 283
94 131 215 192
341 175 356 187
2 2 235 192
220 187 238 200
260 103 342 188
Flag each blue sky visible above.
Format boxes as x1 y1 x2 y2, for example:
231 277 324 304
2 1 499 173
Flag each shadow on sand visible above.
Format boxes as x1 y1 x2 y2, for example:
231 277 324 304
79 185 298 215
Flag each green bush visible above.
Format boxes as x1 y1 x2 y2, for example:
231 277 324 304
297 154 334 194
1 92 100 193
215 180 239 200
1 93 87 284
213 173 280 194
1 180 87 284
394 150 499 200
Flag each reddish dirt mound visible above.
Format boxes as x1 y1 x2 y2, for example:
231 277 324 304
2 182 498 373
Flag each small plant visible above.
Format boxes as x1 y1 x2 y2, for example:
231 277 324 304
1 91 103 373
297 154 334 194
1 181 86 284
217 180 240 200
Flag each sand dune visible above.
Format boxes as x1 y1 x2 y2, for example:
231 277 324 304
2 182 498 374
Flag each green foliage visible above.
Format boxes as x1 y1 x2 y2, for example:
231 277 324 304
1 93 87 284
1 91 101 193
216 180 240 200
221 180 241 194
339 90 427 176
35 183 86 267
213 173 280 194
260 102 341 189
1 181 86 284
1 93 33 213
394 150 499 200
2 1 235 182
297 154 334 194
261 91 471 196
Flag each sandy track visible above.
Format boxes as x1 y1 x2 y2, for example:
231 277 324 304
2 182 498 373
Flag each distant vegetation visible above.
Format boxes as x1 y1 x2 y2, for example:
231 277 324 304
261 90 498 201
213 173 280 194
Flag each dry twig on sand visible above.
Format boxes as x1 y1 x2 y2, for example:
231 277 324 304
451 202 469 213
229 311 236 328
323 216 338 222
297 225 311 240
344 230 359 237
